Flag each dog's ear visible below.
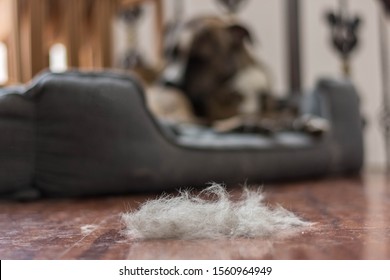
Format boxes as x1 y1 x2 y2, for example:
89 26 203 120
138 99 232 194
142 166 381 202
227 24 254 47
326 12 339 27
350 17 361 30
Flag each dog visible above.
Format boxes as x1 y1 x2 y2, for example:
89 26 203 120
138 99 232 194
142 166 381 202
145 16 329 135
160 16 273 124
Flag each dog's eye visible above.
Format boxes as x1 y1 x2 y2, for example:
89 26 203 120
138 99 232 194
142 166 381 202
165 45 181 59
171 46 181 58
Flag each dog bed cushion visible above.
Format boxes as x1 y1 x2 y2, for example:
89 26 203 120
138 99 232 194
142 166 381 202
0 71 363 199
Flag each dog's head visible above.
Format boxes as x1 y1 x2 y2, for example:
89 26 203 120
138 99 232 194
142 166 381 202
161 16 270 121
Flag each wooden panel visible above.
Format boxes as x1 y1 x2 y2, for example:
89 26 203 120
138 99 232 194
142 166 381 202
18 0 48 82
63 0 82 68
0 0 12 42
1 0 164 83
6 0 22 84
91 0 115 68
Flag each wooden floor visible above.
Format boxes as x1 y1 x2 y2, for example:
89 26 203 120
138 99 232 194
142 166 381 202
0 172 389 260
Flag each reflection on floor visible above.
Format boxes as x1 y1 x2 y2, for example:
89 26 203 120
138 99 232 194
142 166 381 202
0 172 389 259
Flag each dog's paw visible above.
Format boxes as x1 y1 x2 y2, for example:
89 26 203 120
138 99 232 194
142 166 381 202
295 115 330 136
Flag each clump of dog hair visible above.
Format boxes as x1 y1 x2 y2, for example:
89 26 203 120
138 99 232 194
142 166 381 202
122 184 312 240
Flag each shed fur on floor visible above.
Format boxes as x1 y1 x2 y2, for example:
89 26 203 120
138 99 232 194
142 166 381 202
122 184 312 240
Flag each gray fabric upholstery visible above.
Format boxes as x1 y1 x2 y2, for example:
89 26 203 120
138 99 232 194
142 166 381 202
0 87 37 199
316 79 364 174
0 71 364 199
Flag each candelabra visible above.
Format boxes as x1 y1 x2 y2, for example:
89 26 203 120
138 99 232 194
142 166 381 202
215 0 249 14
118 5 144 70
325 0 361 77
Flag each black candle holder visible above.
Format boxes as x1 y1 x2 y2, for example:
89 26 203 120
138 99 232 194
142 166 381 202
215 0 249 14
325 1 361 77
117 5 144 70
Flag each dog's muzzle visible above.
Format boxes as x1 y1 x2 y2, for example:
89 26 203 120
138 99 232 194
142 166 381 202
160 61 186 89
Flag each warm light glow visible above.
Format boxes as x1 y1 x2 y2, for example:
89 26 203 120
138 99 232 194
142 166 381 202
0 42 8 84
49 43 68 72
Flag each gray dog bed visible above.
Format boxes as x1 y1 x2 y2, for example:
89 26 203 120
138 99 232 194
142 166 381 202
0 71 363 199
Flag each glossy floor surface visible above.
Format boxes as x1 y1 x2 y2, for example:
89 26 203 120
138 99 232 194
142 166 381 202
0 172 389 259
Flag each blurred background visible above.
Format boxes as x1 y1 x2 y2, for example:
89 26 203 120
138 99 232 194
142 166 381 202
0 0 389 171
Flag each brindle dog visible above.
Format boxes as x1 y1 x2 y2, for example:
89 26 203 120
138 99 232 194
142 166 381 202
153 16 329 135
